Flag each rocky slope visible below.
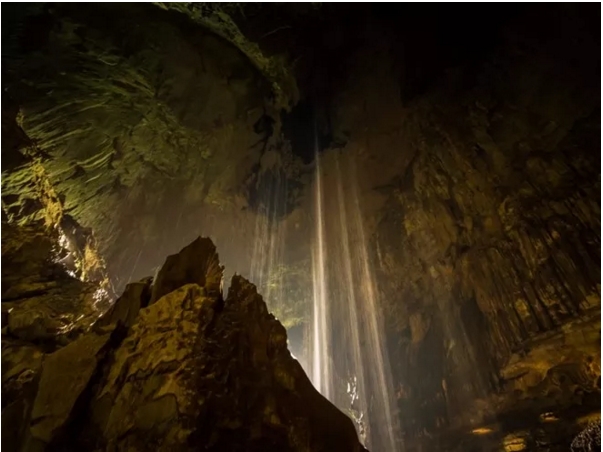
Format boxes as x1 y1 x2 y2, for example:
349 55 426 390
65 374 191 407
2 228 366 451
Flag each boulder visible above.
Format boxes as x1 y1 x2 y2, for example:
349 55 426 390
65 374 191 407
88 233 365 450
89 283 219 450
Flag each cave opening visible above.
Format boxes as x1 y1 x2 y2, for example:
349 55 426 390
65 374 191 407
1 3 600 452
282 100 316 164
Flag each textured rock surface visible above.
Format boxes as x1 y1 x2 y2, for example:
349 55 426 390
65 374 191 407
98 277 152 328
2 233 367 451
30 328 115 443
1 3 305 291
1 221 109 451
90 279 363 451
150 237 224 303
1 337 44 450
2 222 103 346
153 2 299 111
296 4 601 444
572 420 601 452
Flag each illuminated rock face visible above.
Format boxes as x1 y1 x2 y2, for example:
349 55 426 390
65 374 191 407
1 223 103 345
1 233 366 451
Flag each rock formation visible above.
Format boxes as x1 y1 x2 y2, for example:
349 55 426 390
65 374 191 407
2 227 367 452
1 223 103 345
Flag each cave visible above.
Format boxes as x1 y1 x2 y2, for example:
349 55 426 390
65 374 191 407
1 3 600 452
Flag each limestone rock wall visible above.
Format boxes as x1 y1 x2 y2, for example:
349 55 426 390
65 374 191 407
308 3 601 442
1 221 108 450
1 222 104 346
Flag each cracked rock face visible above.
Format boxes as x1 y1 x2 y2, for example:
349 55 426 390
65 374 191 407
1 231 367 451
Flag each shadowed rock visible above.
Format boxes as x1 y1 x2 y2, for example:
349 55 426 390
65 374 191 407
1 338 44 450
30 328 116 444
150 237 224 304
97 277 153 328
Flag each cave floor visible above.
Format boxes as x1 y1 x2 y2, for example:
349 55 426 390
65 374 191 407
430 406 600 452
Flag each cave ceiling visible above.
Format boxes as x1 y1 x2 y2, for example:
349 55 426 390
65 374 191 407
2 3 600 317
2 3 309 289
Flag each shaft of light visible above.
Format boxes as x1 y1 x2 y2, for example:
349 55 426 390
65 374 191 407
308 150 400 451
310 150 332 400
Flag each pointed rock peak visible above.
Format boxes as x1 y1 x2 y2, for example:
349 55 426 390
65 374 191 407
97 277 153 328
227 274 258 298
150 237 224 304
225 275 275 327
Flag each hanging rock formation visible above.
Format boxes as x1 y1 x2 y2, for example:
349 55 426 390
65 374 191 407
1 225 367 452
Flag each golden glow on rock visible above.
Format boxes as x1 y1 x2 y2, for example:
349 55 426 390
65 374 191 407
471 427 493 435
576 412 601 426
503 433 527 452
539 412 559 422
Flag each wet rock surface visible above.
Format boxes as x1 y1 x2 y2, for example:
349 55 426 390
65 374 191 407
2 229 367 451
1 222 102 346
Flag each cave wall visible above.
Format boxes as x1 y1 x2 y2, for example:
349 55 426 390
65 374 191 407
309 3 601 441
